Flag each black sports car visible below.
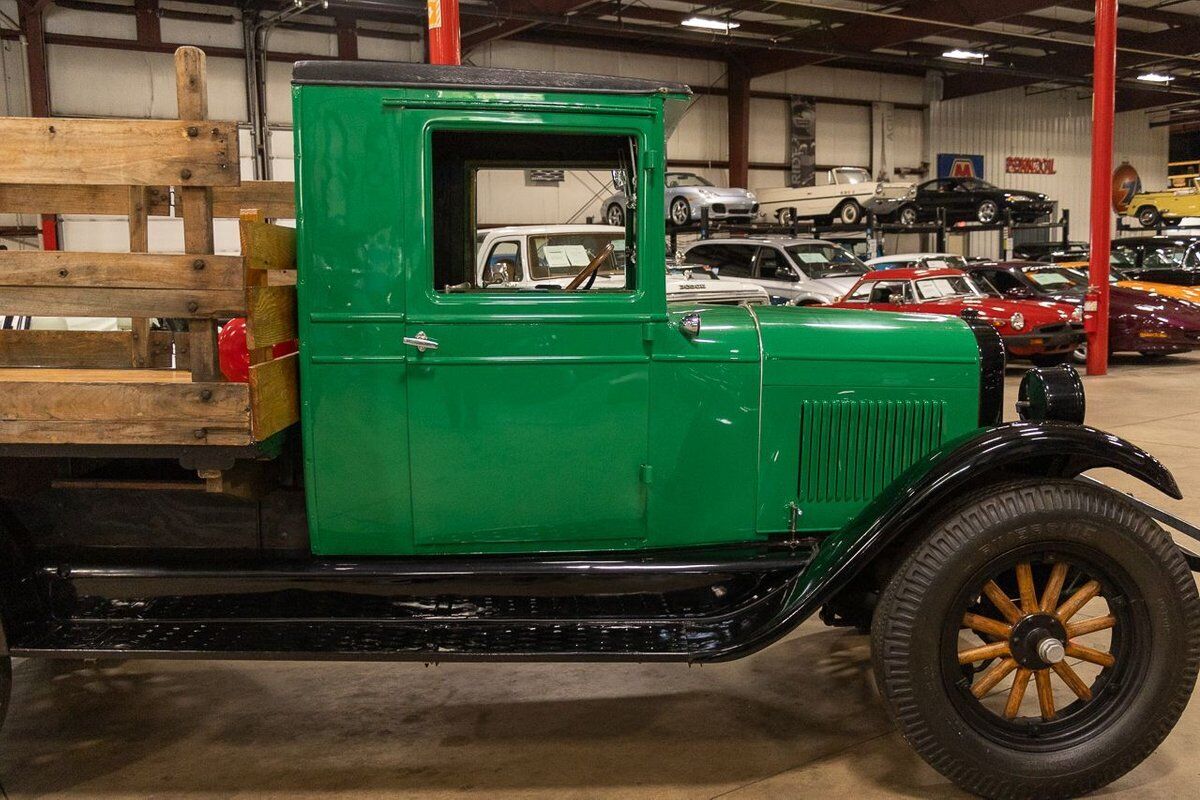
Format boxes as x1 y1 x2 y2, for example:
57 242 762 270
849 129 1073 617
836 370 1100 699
1111 236 1200 286
1011 240 1090 263
909 177 1054 225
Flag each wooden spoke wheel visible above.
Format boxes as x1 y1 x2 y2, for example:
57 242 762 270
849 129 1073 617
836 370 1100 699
954 555 1123 727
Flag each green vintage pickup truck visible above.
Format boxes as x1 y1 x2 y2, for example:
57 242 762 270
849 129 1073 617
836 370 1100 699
1 62 1198 800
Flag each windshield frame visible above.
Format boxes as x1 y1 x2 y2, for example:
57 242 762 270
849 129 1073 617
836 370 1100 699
666 172 714 189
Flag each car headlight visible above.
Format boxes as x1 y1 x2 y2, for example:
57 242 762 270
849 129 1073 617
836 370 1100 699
1010 312 1025 331
697 188 717 198
746 191 756 201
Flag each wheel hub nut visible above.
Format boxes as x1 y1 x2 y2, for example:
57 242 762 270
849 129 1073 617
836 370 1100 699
1037 637 1066 665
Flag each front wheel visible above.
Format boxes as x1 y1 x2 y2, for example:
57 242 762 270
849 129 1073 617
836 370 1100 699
833 200 862 225
897 204 919 226
1137 206 1161 228
977 199 999 224
872 480 1200 800
605 203 625 227
668 197 692 227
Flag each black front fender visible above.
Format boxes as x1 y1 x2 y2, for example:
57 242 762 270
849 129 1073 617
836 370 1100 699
700 421 1178 662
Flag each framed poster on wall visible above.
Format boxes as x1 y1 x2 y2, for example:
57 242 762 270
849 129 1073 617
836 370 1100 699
789 96 816 187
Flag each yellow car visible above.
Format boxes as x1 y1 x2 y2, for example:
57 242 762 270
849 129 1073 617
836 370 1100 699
1122 178 1200 228
1058 260 1200 304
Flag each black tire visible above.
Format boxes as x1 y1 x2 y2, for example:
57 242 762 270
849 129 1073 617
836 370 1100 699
897 204 919 226
1137 206 1161 228
872 479 1200 800
977 199 1000 224
605 203 625 227
669 197 691 227
1071 341 1088 365
833 200 862 225
775 207 797 225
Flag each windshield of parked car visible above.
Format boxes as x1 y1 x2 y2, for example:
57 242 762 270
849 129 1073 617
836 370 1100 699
784 242 869 279
914 275 983 300
920 256 969 270
1144 244 1200 270
527 233 626 280
837 168 872 185
1023 267 1087 288
666 173 714 188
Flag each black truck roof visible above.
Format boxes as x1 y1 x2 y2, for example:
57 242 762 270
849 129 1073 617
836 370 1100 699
292 61 692 96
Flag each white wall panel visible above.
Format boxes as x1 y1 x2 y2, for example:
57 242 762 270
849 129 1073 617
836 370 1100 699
752 65 925 105
893 108 925 173
357 35 422 63
749 97 787 165
160 15 242 49
816 103 871 168
46 5 135 40
928 86 1168 258
669 94 725 162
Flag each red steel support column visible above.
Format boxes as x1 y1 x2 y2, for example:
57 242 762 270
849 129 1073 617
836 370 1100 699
727 61 751 190
1086 0 1117 376
428 0 461 66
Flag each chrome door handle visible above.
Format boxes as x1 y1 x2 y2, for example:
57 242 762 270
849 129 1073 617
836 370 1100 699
403 331 439 353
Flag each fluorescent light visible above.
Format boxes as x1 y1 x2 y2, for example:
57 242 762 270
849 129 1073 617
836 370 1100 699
942 49 988 61
1137 72 1174 83
682 16 740 32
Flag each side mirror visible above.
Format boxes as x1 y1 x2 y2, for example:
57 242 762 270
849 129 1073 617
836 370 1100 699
482 260 514 286
680 313 701 339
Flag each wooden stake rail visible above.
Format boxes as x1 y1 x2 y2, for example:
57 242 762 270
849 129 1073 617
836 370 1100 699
0 46 299 450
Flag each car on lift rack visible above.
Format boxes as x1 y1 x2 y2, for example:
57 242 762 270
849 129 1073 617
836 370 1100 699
1111 236 1200 286
679 236 869 305
601 171 758 228
1011 241 1091 263
1121 176 1200 228
753 166 915 226
831 267 1084 364
965 261 1200 362
909 176 1054 225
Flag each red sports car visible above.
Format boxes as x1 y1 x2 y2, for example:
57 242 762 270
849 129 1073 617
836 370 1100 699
832 268 1084 363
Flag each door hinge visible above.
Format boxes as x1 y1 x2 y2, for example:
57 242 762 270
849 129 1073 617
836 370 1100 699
640 464 654 484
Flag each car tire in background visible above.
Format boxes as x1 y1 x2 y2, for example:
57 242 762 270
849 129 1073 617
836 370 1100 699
976 199 999 224
897 205 919 226
833 199 862 225
605 204 625 227
872 479 1200 800
774 207 797 225
669 197 692 227
1137 206 1161 228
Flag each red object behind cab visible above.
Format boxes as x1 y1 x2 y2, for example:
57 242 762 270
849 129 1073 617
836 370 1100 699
218 317 297 382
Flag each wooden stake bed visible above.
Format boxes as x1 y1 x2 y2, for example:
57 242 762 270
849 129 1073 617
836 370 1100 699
0 47 299 452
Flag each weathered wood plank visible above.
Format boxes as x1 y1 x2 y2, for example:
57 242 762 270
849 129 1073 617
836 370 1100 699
0 287 245 318
249 352 299 441
177 46 222 383
212 181 294 219
0 420 252 446
0 251 244 289
241 220 297 271
0 330 184 369
246 286 297 350
0 184 171 215
0 379 249 423
0 117 238 187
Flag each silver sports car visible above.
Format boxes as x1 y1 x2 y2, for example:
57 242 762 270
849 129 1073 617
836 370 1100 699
602 171 759 228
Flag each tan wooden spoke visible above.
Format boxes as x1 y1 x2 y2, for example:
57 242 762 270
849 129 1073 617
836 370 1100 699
1004 668 1033 719
1065 614 1116 638
1016 561 1039 614
1065 642 1116 668
972 657 1018 698
982 580 1023 624
963 612 1011 639
1040 562 1069 613
1056 580 1101 623
959 640 1011 665
1051 660 1094 701
1035 668 1056 719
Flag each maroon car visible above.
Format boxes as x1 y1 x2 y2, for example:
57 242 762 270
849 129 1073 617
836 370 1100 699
965 261 1200 361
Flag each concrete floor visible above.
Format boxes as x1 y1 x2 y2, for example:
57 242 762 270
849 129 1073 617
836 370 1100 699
5 353 1200 799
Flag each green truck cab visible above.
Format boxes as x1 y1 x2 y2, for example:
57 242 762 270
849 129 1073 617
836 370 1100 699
1 62 1199 799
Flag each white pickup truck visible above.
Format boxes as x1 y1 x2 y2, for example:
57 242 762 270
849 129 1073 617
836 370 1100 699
474 225 769 306
755 167 915 226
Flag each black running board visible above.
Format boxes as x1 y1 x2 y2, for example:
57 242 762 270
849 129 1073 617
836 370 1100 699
11 543 817 663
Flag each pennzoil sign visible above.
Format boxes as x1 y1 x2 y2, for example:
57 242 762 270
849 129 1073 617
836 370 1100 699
1005 157 1056 175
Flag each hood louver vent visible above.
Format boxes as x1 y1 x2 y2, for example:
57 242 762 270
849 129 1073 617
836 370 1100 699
798 400 946 503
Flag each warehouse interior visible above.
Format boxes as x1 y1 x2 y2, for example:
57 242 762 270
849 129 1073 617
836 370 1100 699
2 1 1200 798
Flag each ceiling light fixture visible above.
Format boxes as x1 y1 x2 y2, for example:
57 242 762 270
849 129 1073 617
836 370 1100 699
1137 72 1175 83
681 16 740 32
942 49 988 61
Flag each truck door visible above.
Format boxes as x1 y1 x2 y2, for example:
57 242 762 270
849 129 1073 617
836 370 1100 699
400 116 663 551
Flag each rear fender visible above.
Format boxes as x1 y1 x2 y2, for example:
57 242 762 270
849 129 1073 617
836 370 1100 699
701 421 1178 661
